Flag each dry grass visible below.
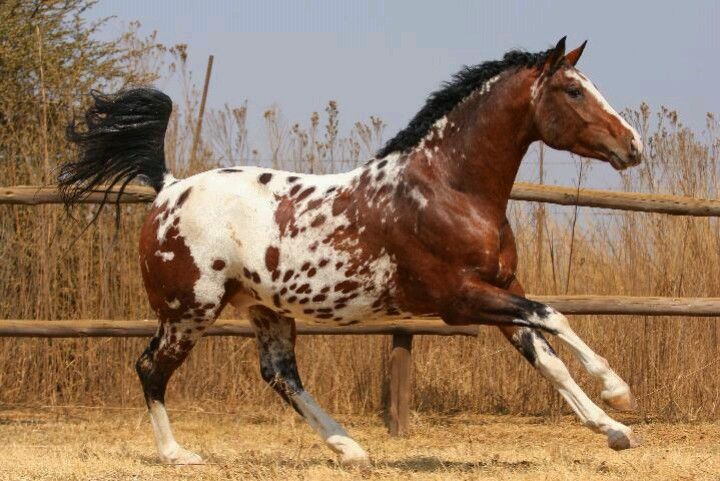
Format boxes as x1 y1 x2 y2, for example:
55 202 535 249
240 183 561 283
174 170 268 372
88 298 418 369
3 1 720 424
0 407 719 480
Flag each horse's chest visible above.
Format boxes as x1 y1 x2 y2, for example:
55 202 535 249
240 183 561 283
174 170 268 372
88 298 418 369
407 205 517 288
455 222 517 288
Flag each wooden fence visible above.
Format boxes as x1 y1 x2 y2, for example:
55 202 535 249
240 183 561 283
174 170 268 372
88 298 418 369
3 183 720 435
6 183 720 215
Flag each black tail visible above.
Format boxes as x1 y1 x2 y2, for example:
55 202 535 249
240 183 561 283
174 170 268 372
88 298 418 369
59 88 173 208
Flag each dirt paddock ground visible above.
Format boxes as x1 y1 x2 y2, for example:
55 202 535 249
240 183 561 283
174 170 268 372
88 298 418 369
1 408 719 480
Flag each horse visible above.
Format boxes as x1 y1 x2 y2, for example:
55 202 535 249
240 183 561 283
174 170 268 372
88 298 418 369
58 37 643 466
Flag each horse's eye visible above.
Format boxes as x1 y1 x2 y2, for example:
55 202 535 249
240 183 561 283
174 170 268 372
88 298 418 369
567 87 582 99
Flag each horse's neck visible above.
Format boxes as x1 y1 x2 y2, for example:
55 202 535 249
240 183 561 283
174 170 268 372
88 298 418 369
410 71 537 212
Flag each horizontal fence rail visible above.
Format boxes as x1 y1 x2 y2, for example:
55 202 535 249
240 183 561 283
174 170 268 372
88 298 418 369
511 183 720 216
1 185 155 205
3 296 720 338
529 295 720 316
4 183 720 216
0 319 478 338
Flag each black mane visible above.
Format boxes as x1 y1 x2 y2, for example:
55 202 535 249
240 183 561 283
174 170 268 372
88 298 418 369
376 49 551 158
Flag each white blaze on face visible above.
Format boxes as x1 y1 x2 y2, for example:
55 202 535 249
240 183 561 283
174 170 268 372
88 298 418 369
565 70 643 155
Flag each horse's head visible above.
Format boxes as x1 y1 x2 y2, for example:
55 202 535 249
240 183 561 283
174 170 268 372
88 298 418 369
530 37 642 170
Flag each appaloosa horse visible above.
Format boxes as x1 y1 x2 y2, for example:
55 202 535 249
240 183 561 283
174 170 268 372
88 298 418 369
59 37 643 466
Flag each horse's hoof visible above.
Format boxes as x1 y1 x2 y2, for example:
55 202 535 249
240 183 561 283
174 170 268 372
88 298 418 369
327 434 370 468
602 388 637 412
161 447 204 465
340 452 371 469
607 429 642 451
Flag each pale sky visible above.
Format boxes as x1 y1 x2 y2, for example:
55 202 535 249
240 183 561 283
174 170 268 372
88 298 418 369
86 0 719 189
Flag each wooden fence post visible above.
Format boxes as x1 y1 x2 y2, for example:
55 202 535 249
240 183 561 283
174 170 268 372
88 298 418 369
189 54 214 167
388 332 413 437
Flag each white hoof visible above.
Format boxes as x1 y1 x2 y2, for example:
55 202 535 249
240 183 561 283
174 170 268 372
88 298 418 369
326 434 371 468
160 446 203 465
340 451 371 468
601 385 637 412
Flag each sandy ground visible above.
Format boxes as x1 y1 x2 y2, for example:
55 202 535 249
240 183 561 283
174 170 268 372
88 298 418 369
0 407 719 480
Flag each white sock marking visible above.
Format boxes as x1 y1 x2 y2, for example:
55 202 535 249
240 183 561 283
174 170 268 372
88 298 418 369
148 400 202 463
531 335 632 440
292 391 368 461
531 308 631 403
148 400 180 457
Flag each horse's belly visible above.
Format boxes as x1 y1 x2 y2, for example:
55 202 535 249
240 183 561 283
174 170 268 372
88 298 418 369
249 251 406 326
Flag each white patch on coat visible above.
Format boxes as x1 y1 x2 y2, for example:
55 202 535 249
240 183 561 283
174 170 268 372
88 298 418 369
530 77 543 103
162 172 177 187
150 157 413 327
477 74 501 96
155 250 175 262
166 298 181 309
408 188 428 208
433 117 448 139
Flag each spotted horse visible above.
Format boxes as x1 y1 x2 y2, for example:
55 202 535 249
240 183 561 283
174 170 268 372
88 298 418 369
59 37 643 466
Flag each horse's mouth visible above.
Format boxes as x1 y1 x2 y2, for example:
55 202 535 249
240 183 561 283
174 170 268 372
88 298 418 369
608 152 640 171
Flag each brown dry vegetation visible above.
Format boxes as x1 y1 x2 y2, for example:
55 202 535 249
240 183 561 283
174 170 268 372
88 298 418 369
2 0 720 429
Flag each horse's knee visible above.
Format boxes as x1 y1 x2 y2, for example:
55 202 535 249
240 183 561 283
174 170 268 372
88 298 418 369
524 305 569 334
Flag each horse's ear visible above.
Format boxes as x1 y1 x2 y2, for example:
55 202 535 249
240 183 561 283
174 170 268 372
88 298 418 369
564 40 587 67
542 36 566 74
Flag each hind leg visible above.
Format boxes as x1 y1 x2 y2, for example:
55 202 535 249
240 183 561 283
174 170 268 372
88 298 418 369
248 305 370 466
136 290 225 464
136 323 201 463
136 197 236 464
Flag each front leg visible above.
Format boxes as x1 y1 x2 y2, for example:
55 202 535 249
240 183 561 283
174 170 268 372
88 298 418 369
501 324 639 449
441 277 639 449
444 276 635 409
504 279 635 411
